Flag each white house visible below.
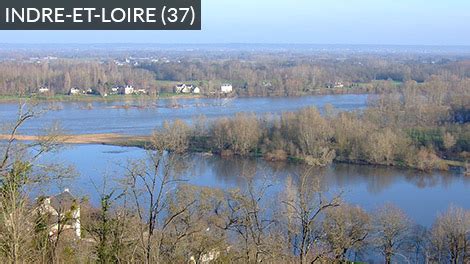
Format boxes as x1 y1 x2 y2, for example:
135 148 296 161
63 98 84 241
70 87 81 95
38 87 50 93
221 84 233 94
175 84 200 94
36 188 81 239
182 84 193 94
334 82 344 88
175 84 186 93
123 85 134 95
110 86 120 95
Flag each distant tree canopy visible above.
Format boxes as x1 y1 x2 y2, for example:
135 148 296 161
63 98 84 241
1 53 470 97
139 56 470 96
0 60 157 96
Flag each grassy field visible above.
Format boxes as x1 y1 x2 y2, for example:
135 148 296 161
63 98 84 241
0 79 400 103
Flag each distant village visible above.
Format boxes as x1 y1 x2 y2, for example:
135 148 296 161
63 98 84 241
36 83 234 97
173 83 233 94
33 81 356 98
37 85 147 97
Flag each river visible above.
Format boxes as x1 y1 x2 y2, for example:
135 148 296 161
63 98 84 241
0 94 367 134
1 94 469 227
37 144 469 227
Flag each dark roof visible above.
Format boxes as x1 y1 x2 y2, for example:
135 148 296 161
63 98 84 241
50 190 77 212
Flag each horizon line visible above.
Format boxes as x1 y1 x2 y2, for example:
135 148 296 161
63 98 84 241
0 42 470 47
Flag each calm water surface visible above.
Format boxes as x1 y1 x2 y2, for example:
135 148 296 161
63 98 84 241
39 144 470 227
2 94 468 227
0 94 367 134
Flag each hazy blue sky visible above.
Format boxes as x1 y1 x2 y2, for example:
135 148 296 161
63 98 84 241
1 0 469 45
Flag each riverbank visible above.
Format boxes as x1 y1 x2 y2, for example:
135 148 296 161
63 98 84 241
2 132 466 173
0 133 150 147
0 93 205 103
0 86 374 104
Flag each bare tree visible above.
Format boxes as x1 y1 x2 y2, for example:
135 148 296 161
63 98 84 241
123 148 193 264
430 206 470 264
373 204 411 264
281 108 335 166
162 184 228 263
282 168 342 264
403 225 431 264
0 103 64 263
152 120 191 154
322 204 371 261
217 165 276 263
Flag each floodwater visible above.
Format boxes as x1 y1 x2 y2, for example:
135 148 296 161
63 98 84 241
0 94 367 135
39 144 470 228
1 94 468 228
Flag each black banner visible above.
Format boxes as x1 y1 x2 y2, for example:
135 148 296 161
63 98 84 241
0 0 201 30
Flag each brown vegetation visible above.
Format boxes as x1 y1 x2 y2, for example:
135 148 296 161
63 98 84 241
148 77 469 171
3 51 470 99
0 61 157 97
4 75 468 172
0 106 470 263
0 51 469 263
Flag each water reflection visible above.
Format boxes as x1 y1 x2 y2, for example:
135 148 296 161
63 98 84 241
200 156 463 189
38 144 470 226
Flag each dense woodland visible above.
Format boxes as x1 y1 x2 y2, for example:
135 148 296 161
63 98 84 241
139 56 470 96
1 51 470 97
0 61 158 96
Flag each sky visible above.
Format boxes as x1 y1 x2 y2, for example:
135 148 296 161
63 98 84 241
1 0 470 45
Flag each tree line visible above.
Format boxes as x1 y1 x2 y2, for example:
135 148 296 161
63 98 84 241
1 53 470 97
0 60 157 96
139 55 470 96
152 76 469 171
1 107 469 263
